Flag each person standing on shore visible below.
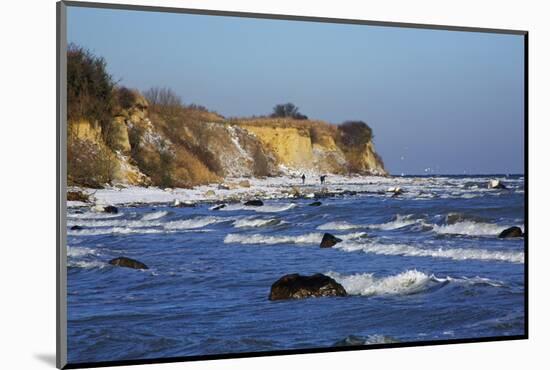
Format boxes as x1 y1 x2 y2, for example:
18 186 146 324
320 175 326 185
301 174 306 184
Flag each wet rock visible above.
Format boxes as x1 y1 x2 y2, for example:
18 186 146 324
309 201 322 207
103 205 119 214
244 200 264 207
218 184 231 190
211 204 226 211
387 187 403 196
269 273 347 300
498 226 524 238
67 191 89 202
108 257 148 270
70 225 83 230
488 179 507 189
320 233 343 248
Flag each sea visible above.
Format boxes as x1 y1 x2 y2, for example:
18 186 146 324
66 174 525 364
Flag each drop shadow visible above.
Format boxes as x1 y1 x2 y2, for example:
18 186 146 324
34 353 57 367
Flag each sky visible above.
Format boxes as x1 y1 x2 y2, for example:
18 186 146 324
67 6 525 175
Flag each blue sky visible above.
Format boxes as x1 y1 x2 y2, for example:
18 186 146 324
68 6 525 175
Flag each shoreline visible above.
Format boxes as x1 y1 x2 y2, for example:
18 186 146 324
67 173 522 208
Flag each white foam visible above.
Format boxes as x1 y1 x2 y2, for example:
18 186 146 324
67 211 124 220
141 210 169 221
369 214 419 230
317 221 362 230
68 260 107 269
334 241 524 264
328 270 435 296
233 217 280 228
327 270 507 297
67 219 162 228
254 203 297 213
67 246 98 257
432 221 515 236
67 227 166 236
224 231 366 245
164 216 226 230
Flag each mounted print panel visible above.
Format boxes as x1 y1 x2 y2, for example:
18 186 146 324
57 1 527 368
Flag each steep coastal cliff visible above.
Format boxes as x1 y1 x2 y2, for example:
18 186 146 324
68 90 387 188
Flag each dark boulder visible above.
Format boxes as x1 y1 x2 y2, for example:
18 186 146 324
320 233 343 248
309 201 322 207
70 225 83 231
498 226 524 238
67 191 89 202
244 200 264 207
103 205 118 214
108 257 148 270
269 273 347 300
211 204 226 211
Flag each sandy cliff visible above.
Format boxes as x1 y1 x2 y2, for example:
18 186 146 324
67 90 387 188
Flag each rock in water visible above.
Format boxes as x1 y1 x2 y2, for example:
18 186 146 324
309 201 322 206
238 180 251 188
108 257 148 270
320 233 343 248
269 273 347 300
244 200 264 207
70 225 83 231
488 179 507 189
103 205 118 214
498 226 524 238
211 204 226 211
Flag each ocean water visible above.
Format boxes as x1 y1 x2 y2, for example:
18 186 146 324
66 175 525 364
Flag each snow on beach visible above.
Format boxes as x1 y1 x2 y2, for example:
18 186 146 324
67 174 523 207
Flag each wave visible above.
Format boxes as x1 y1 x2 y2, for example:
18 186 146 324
67 211 124 220
432 220 515 236
224 232 367 245
333 241 524 264
67 246 98 257
317 221 362 231
220 203 296 213
327 269 506 297
164 216 227 230
369 214 420 230
141 210 169 221
67 260 107 269
67 219 163 228
233 217 281 228
67 227 166 236
327 270 438 296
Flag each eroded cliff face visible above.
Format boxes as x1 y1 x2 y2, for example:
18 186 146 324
67 90 386 188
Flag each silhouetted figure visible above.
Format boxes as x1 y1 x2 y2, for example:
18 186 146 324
320 175 327 185
301 174 306 184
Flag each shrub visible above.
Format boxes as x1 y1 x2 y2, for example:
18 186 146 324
67 137 116 188
271 103 308 120
338 121 373 148
143 87 182 115
67 43 115 132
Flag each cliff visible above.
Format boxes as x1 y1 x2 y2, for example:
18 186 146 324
67 90 387 188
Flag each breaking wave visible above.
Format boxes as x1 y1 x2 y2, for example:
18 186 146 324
233 217 281 228
369 214 420 230
141 210 169 221
224 232 367 245
164 216 227 230
333 241 524 263
327 269 506 297
67 211 124 220
317 221 363 231
67 246 98 257
432 220 515 236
